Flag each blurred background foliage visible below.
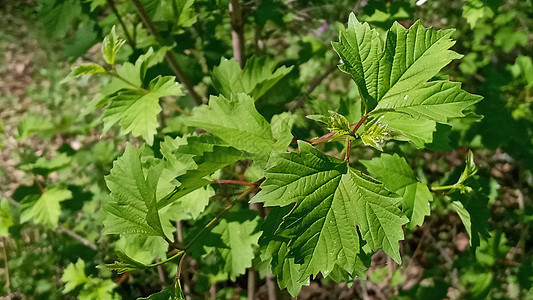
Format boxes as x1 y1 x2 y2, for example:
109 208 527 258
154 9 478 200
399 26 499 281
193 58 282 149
0 0 532 299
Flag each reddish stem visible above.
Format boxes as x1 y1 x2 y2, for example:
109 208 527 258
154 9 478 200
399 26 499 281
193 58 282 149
345 139 352 163
213 179 254 186
350 114 368 134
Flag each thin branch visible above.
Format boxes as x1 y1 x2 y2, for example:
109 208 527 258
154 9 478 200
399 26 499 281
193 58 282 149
130 0 203 105
58 225 98 251
106 0 135 48
213 179 254 186
109 72 149 92
266 274 277 300
350 114 368 134
345 138 352 163
247 269 256 300
229 0 246 68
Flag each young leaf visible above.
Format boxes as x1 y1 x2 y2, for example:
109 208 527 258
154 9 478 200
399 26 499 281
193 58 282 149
186 93 291 167
212 57 293 100
102 76 182 145
102 26 125 66
253 142 407 280
20 187 72 229
362 153 432 229
138 280 185 300
103 144 167 238
62 259 89 293
71 63 106 77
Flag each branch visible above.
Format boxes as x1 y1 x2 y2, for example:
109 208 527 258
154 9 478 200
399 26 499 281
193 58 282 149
130 0 203 105
229 0 246 68
58 225 98 251
107 0 135 48
213 179 254 186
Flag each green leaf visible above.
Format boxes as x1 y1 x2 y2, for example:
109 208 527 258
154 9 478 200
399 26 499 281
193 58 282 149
20 152 72 177
62 259 89 293
212 57 293 100
190 211 261 281
253 142 407 281
20 187 72 229
332 14 381 109
102 26 126 65
160 186 213 222
378 112 437 148
0 199 13 236
186 93 289 167
102 76 182 145
103 144 167 238
362 153 432 229
71 63 106 77
101 251 152 274
334 14 482 121
158 135 246 208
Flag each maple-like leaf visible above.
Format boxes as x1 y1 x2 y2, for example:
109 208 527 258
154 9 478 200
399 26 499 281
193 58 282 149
103 76 182 145
20 186 72 229
253 142 407 281
186 93 291 167
212 57 293 100
103 144 167 238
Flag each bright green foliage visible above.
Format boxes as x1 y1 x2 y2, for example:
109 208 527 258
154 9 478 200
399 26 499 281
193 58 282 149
253 142 408 284
146 0 197 31
103 144 167 238
62 259 118 300
307 111 354 141
102 26 125 66
191 211 261 280
362 153 432 229
212 57 293 100
360 120 394 151
160 186 212 222
0 199 13 236
158 135 246 207
187 93 291 167
20 187 72 229
71 63 106 77
62 259 89 293
103 76 182 146
379 112 436 148
333 14 482 148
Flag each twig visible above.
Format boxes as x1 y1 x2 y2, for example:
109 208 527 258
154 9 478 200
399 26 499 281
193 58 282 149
130 0 203 105
210 284 216 300
175 222 192 300
213 179 254 186
1 238 10 295
156 261 167 288
248 269 256 300
266 274 277 300
229 0 246 68
350 114 368 134
106 0 135 48
58 225 98 251
345 138 352 163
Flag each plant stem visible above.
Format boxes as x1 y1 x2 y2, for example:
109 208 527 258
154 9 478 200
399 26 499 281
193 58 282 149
213 179 255 186
58 225 98 251
345 138 352 163
185 178 265 250
350 114 368 134
106 0 135 48
109 72 149 92
431 184 458 191
266 274 277 300
229 0 246 68
1 238 10 296
130 0 203 105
